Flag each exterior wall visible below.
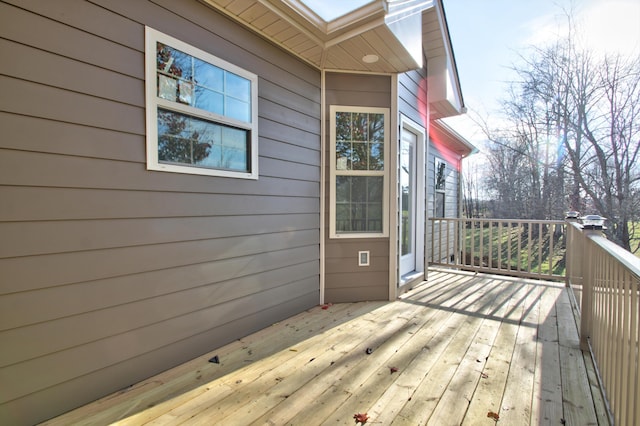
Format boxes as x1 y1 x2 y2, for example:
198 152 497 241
397 68 429 289
398 57 463 269
426 149 462 262
0 1 321 424
398 68 428 129
324 72 391 302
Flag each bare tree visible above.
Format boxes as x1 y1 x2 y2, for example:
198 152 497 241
480 11 640 250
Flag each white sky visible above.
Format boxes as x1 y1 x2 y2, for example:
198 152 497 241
300 0 372 21
441 0 640 149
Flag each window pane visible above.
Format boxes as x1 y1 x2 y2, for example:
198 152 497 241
435 192 445 217
157 43 193 80
336 141 351 170
335 176 383 234
157 108 249 172
351 142 368 170
194 58 224 92
436 160 446 190
334 111 384 172
352 113 368 141
368 113 384 142
225 97 251 122
369 142 384 170
157 44 252 124
194 86 224 115
335 112 352 141
226 72 251 102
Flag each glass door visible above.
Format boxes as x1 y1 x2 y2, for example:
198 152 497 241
400 127 417 276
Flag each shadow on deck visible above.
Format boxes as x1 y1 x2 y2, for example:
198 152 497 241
44 269 608 425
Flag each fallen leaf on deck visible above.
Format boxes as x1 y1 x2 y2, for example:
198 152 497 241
353 412 369 424
487 411 499 420
321 303 333 310
390 367 398 374
481 372 489 379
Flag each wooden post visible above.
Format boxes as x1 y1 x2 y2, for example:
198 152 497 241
580 227 604 351
564 217 580 288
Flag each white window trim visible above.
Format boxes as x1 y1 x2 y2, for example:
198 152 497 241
329 105 390 239
434 157 446 218
145 26 259 179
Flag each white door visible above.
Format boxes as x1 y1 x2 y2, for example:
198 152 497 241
400 127 417 275
398 118 426 283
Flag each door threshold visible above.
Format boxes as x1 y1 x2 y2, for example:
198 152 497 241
401 271 424 285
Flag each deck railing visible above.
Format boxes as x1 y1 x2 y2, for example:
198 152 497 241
428 217 639 424
427 218 566 281
566 222 640 426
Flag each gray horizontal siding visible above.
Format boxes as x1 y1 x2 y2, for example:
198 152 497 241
4 292 317 426
0 147 320 195
398 68 428 132
0 0 321 424
323 73 391 303
0 214 318 258
0 188 319 222
426 152 460 262
1 269 319 390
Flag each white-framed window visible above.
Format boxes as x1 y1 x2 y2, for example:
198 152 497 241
145 27 259 179
329 106 389 238
434 158 446 217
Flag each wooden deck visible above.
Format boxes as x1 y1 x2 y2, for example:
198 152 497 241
44 270 609 425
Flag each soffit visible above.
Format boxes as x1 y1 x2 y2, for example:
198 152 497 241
200 0 429 73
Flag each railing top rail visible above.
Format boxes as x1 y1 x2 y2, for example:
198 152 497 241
428 217 566 225
588 234 640 280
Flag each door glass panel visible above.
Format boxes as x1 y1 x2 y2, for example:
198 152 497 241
401 137 415 256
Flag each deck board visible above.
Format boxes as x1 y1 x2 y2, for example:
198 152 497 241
42 269 607 425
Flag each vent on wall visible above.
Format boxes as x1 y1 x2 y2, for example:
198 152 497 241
358 251 370 266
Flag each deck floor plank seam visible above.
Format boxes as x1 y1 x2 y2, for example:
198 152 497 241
40 270 608 426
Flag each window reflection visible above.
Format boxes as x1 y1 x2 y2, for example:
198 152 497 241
335 176 384 233
158 108 249 172
334 112 384 171
156 42 252 123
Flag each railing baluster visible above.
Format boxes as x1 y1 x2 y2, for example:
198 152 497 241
603 252 612 404
427 219 567 281
454 219 459 266
516 222 522 273
538 222 543 275
549 224 554 277
497 222 502 270
480 219 485 269
430 218 435 264
613 261 622 423
488 221 493 270
621 269 630 425
527 223 533 275
630 272 639 424
634 274 640 426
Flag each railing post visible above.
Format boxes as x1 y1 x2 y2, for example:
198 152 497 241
580 225 605 351
565 214 580 288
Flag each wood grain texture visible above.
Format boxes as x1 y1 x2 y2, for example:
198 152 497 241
41 270 606 426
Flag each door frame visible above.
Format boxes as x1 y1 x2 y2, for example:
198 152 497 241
398 114 426 285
